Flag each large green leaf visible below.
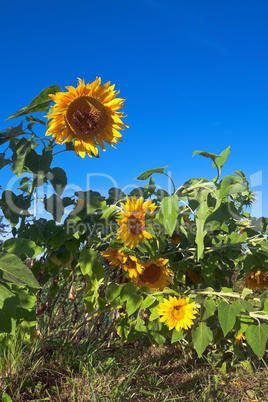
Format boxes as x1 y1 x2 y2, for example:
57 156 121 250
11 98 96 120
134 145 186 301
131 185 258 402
1 190 20 226
79 249 104 280
192 322 213 357
246 324 268 359
193 150 220 162
11 137 37 177
75 190 105 212
6 85 60 120
0 123 26 145
135 166 168 180
48 167 67 196
156 194 179 236
0 252 40 288
125 293 143 315
212 146 231 171
3 238 43 258
79 249 98 276
201 298 216 321
218 300 241 336
44 194 64 222
106 283 122 303
219 175 248 198
25 146 53 176
0 283 14 309
171 329 185 343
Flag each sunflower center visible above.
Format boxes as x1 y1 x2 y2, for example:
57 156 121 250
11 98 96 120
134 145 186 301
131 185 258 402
139 264 161 284
125 257 136 270
172 306 185 320
65 96 107 138
128 214 144 235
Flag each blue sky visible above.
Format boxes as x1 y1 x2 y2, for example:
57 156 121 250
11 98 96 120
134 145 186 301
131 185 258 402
1 0 268 218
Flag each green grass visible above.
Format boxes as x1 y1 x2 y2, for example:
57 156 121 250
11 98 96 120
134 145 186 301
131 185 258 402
1 335 268 401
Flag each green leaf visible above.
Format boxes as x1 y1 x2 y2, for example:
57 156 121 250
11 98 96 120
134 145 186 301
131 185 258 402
3 238 43 258
11 137 36 176
0 155 11 169
148 319 167 345
218 300 241 336
201 298 216 320
156 194 179 236
101 205 117 219
219 175 247 198
79 249 98 276
212 146 231 171
44 194 64 222
6 85 60 120
2 393 12 402
141 295 156 309
125 293 143 315
92 260 105 281
171 329 185 343
25 115 46 129
1 190 19 226
195 218 207 261
75 190 105 212
135 166 168 180
106 283 122 303
192 322 213 357
193 150 220 162
0 123 26 145
149 305 160 321
25 146 53 176
0 283 15 309
246 324 268 359
0 252 40 288
48 167 67 196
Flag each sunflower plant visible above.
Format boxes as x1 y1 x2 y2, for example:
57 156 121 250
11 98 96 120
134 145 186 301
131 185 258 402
0 79 268 365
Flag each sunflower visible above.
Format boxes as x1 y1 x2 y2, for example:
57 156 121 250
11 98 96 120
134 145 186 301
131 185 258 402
116 196 156 249
157 295 197 332
100 247 127 267
46 77 128 158
121 255 144 278
245 270 268 289
186 268 201 284
133 258 173 291
239 219 250 234
234 333 246 346
100 248 143 278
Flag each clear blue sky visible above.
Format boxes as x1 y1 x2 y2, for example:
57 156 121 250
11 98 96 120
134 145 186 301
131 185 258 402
1 0 268 217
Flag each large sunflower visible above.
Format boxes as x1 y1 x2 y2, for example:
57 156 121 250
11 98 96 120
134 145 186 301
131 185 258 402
46 77 128 158
157 295 197 332
116 196 157 249
245 270 268 289
133 258 173 291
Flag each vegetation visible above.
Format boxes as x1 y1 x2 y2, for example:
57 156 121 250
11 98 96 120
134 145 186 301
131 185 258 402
0 79 268 401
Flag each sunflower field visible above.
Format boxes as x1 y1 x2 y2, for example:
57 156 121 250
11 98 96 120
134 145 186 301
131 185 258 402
1 78 268 372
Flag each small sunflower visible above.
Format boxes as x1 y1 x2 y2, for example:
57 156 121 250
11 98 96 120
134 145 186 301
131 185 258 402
245 270 268 289
172 234 181 245
121 255 144 278
46 77 128 158
186 268 201 284
116 196 157 249
234 333 246 346
100 247 127 267
100 248 143 278
239 219 251 234
133 258 173 291
157 295 197 332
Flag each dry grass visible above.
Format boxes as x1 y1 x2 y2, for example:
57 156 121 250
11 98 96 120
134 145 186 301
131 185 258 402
1 338 268 401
